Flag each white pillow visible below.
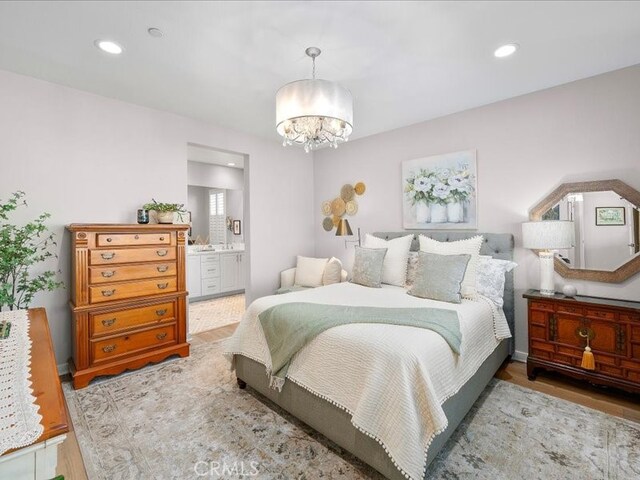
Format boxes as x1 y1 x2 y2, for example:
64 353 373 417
363 234 414 286
419 235 483 299
323 257 343 285
294 256 328 287
476 255 517 307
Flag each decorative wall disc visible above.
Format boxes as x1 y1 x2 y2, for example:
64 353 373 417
354 182 366 195
330 197 346 216
322 217 334 231
321 201 332 216
345 200 358 216
340 184 355 202
332 215 341 227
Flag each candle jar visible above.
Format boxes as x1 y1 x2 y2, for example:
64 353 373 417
137 209 150 224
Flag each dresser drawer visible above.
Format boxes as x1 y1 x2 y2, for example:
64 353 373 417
557 304 583 316
96 233 172 247
90 247 176 265
202 278 221 296
91 324 176 362
91 301 175 337
90 277 177 303
530 301 554 312
585 309 616 321
89 262 176 284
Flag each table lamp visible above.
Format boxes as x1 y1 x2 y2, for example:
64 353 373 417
522 220 575 296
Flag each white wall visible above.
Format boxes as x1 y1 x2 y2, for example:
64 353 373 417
314 65 640 357
0 68 315 369
187 160 244 190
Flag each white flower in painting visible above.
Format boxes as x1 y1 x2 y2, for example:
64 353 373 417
448 174 468 188
415 176 433 193
432 183 450 199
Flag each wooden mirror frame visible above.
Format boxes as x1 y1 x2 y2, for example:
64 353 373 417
529 179 640 283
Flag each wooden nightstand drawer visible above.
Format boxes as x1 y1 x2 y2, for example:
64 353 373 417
557 304 583 315
530 301 554 312
586 309 616 321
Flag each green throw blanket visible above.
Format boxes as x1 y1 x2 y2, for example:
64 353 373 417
258 302 461 389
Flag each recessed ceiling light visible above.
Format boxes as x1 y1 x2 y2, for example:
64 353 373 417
494 43 518 58
147 27 163 38
95 40 123 55
227 162 236 166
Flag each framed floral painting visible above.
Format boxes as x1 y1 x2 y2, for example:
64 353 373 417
402 150 477 229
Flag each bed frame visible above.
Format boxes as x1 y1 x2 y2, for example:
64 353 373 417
235 232 515 479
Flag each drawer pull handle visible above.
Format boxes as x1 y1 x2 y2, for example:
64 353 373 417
156 309 167 316
135 234 139 239
101 252 116 260
101 318 116 327
156 249 168 257
106 237 112 242
157 283 169 289
102 344 116 353
157 265 169 273
156 332 167 340
160 236 165 241
101 289 116 297
101 270 115 278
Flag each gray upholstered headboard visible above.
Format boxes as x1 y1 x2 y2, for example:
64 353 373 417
373 231 515 354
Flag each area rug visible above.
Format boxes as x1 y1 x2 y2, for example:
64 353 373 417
63 340 640 480
189 294 245 334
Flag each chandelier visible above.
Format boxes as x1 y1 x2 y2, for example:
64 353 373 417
276 47 353 153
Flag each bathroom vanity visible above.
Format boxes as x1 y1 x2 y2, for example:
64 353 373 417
187 246 246 300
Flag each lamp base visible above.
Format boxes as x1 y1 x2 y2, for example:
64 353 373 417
538 251 556 296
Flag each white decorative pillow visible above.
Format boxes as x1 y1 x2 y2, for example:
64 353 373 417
294 256 328 287
364 234 414 286
419 235 484 298
476 255 518 307
322 257 343 285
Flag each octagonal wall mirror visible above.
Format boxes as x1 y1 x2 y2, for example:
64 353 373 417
530 179 640 283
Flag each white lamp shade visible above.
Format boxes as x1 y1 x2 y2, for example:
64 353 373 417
276 79 353 134
522 221 575 250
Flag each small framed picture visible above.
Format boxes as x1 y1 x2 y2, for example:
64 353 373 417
233 220 242 235
595 207 625 226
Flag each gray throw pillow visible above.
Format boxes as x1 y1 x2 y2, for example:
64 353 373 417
351 246 388 288
408 252 471 303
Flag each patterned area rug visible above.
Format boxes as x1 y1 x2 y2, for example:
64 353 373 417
189 294 245 334
64 340 640 480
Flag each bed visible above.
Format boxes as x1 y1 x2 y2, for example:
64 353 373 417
225 232 515 480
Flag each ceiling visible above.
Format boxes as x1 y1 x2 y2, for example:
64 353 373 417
187 144 245 169
1 1 639 143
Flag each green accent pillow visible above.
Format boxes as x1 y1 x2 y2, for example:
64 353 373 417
275 286 310 295
408 252 471 303
351 246 388 288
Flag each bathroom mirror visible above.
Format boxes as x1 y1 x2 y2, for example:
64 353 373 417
530 179 640 283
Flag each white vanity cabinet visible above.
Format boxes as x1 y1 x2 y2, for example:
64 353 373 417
220 252 245 293
187 250 245 300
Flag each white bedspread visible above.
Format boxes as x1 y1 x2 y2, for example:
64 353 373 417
223 282 511 480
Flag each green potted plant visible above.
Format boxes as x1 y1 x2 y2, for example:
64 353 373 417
0 191 63 311
142 199 186 224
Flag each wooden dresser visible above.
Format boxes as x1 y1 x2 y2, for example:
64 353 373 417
68 224 190 389
524 289 640 394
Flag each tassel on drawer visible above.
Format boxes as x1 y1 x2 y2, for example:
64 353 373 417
579 329 595 371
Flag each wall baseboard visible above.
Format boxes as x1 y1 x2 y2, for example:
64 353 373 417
512 350 528 363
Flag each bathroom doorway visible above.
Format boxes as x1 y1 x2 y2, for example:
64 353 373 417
185 143 248 335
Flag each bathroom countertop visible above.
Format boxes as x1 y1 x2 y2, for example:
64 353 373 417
187 246 245 255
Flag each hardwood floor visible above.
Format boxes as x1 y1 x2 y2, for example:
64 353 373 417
56 323 640 478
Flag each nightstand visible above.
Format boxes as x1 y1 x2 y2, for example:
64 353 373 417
524 289 640 394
